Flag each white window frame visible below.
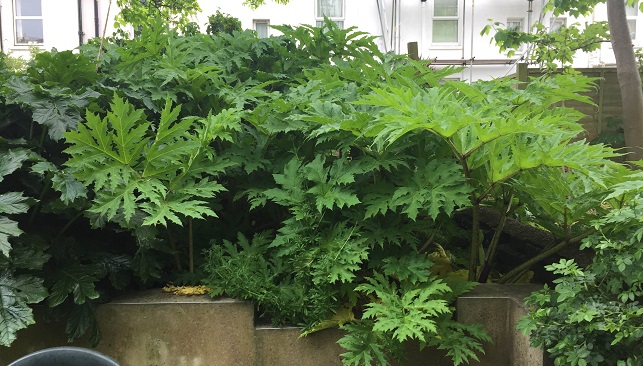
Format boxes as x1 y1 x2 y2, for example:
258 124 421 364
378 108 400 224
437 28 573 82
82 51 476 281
626 3 638 42
13 0 44 46
431 0 463 48
506 18 525 52
549 17 567 33
254 19 270 38
315 0 344 29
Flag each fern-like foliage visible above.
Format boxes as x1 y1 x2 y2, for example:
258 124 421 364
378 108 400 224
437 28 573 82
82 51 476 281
65 96 237 226
339 255 489 366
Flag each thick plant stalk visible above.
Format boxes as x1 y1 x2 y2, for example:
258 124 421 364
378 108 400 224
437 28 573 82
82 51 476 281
468 202 481 281
166 227 183 272
477 194 513 283
189 218 194 274
497 229 594 284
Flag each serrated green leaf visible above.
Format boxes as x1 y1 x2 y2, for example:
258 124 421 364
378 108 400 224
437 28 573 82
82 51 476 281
0 217 23 257
0 192 30 215
0 271 47 346
0 149 30 183
51 172 88 204
48 265 100 307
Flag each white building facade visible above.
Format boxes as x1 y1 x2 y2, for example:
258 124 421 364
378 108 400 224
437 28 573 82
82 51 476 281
0 0 637 81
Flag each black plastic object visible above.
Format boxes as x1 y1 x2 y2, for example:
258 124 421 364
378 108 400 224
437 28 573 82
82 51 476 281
8 347 121 366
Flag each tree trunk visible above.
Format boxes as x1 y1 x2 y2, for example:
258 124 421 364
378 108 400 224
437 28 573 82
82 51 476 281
607 0 643 161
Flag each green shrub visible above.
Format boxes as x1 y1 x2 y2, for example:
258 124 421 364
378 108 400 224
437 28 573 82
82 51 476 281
518 179 643 366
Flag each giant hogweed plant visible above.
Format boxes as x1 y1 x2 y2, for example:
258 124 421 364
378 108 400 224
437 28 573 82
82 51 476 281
202 24 623 366
64 97 240 274
0 51 135 346
0 19 630 365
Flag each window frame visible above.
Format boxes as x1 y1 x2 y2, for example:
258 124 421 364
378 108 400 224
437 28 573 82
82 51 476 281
315 0 345 29
506 17 525 52
253 19 270 39
13 0 44 46
549 17 567 33
431 0 463 48
626 3 638 42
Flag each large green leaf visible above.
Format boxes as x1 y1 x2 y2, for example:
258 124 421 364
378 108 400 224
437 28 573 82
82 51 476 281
0 192 29 215
48 265 101 307
0 217 23 257
0 149 30 183
0 271 47 346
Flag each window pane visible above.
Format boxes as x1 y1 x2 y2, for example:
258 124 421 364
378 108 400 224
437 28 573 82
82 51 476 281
433 20 458 42
628 19 637 40
507 20 523 32
15 19 43 43
550 18 566 32
626 5 638 16
255 22 269 38
15 0 42 16
316 20 344 29
434 0 458 17
317 0 343 18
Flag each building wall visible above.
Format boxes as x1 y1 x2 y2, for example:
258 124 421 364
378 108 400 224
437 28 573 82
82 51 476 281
0 0 637 81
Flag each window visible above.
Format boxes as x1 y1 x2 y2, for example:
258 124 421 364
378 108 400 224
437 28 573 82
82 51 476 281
550 17 567 33
506 18 525 51
13 0 43 45
254 20 270 38
506 18 524 32
316 0 344 29
433 0 460 44
626 3 637 40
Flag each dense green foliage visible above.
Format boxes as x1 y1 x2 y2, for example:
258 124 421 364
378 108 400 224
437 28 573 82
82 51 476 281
518 174 643 365
0 15 636 365
206 10 243 35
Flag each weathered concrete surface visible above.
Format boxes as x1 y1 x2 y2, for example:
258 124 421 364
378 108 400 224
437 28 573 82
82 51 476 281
457 284 551 366
255 327 345 366
0 307 91 365
2 286 551 366
94 291 256 366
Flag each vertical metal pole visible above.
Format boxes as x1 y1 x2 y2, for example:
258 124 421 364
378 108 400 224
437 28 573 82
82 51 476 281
77 0 84 46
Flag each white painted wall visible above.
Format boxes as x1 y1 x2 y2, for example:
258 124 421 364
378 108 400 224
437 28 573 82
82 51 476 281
0 0 636 81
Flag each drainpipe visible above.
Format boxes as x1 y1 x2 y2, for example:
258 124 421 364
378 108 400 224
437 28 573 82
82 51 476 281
77 0 84 45
391 0 397 53
396 0 401 54
0 3 4 54
421 0 426 57
527 0 533 33
94 0 100 37
469 0 475 82
376 0 389 52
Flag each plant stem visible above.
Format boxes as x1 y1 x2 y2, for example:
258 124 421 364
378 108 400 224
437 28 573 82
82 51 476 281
27 183 49 228
189 218 194 274
166 227 183 272
55 211 84 239
478 193 513 283
96 0 113 71
469 201 481 281
497 229 594 283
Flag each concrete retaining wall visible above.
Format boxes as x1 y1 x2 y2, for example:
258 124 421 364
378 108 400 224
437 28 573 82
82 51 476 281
0 284 551 366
